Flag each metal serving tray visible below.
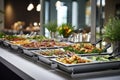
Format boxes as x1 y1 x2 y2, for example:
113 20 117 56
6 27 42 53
51 55 120 75
78 52 110 57
0 39 3 42
19 46 63 50
18 41 72 50
3 40 10 47
32 48 66 66
22 49 35 57
19 45 67 56
8 43 20 50
32 50 58 65
32 50 56 58
18 46 41 56
2 40 20 50
0 39 4 44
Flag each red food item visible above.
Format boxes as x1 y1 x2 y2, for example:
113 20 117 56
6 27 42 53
22 42 54 48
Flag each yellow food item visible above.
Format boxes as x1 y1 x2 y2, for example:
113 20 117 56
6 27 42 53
10 40 30 45
70 43 102 53
57 54 91 64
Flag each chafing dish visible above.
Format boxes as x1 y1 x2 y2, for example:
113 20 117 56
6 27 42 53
51 54 120 77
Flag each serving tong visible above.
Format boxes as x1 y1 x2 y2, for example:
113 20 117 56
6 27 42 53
91 39 102 46
25 32 37 38
57 49 76 58
52 47 68 57
91 39 112 53
108 46 120 59
37 47 57 57
91 39 120 60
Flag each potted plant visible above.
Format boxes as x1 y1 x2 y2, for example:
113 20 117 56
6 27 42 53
57 23 74 38
44 21 57 38
103 17 120 53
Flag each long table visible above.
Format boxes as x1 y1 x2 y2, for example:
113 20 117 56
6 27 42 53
0 47 120 80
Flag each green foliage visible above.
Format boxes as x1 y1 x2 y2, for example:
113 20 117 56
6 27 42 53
57 23 74 38
103 17 120 42
44 21 58 32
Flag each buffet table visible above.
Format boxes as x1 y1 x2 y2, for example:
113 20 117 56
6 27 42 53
0 47 120 80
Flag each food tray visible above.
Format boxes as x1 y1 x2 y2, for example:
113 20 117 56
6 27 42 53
18 46 55 57
31 48 66 65
3 40 10 47
22 49 35 57
0 39 4 44
38 55 53 65
32 50 56 58
78 52 110 56
32 48 65 57
0 39 3 42
51 55 120 74
19 46 41 50
10 44 19 50
8 43 20 50
32 50 57 65
19 45 63 50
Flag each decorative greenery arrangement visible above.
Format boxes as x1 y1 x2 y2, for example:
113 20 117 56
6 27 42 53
44 21 58 38
57 23 74 38
103 17 120 42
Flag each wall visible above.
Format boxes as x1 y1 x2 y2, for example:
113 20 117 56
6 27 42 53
105 0 120 23
0 0 4 30
4 0 40 29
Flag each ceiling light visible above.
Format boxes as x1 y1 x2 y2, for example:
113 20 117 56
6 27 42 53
36 4 41 12
27 3 34 11
33 22 38 26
